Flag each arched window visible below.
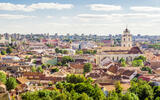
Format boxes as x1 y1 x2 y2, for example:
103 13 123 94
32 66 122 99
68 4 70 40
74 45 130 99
126 57 128 61
112 57 114 61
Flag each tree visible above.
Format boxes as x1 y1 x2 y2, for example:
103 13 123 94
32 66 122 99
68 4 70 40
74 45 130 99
31 66 36 72
63 50 69 54
122 92 139 100
6 47 13 54
41 64 47 69
56 62 62 66
129 80 153 100
83 63 92 74
66 74 86 84
55 48 60 53
107 91 119 100
62 56 74 65
119 58 125 63
51 68 59 73
119 58 127 67
6 77 17 91
76 50 83 54
115 81 123 94
141 66 152 74
0 71 6 84
132 59 144 67
153 86 160 99
36 66 43 73
134 56 146 62
77 93 93 100
1 50 6 55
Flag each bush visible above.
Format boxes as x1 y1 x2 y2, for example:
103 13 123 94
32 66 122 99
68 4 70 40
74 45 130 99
141 66 152 74
51 68 59 73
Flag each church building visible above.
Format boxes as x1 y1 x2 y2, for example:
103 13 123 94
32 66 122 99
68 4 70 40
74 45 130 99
96 28 144 65
121 28 132 48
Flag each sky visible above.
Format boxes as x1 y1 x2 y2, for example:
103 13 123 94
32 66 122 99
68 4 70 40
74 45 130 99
0 0 160 35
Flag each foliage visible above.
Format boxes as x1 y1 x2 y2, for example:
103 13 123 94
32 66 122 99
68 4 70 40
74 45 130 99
129 80 153 100
119 58 125 63
56 62 62 66
153 86 160 99
46 44 54 48
0 71 6 84
36 66 43 73
115 81 123 94
132 59 144 67
148 44 160 50
141 66 152 74
22 74 105 100
55 48 69 54
121 92 139 100
41 64 47 69
61 56 74 65
83 50 97 55
83 63 92 74
66 74 93 84
6 47 13 54
134 56 146 62
51 68 59 73
31 66 36 72
76 50 83 54
1 50 6 55
119 58 126 67
6 77 17 91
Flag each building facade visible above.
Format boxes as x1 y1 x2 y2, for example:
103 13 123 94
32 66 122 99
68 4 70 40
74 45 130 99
121 28 132 48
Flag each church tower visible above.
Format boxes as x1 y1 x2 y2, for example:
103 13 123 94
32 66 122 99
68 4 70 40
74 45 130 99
121 27 132 47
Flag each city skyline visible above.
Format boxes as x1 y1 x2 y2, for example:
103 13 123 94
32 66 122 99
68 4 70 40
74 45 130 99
0 0 160 35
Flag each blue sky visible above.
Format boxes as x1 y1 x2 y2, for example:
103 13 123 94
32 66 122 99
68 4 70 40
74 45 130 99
0 0 160 35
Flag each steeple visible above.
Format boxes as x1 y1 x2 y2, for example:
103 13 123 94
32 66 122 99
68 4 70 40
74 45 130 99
121 27 132 48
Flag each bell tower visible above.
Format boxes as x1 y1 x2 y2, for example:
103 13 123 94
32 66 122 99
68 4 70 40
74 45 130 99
121 27 132 47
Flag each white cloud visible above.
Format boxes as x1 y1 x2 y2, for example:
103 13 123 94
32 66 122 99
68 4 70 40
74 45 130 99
0 14 35 19
88 4 122 11
47 16 54 19
0 3 73 12
77 13 160 20
130 6 160 12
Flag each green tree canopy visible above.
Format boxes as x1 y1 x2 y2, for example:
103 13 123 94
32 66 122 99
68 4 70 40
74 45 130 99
6 77 17 91
83 63 92 74
6 47 13 54
122 92 139 100
1 50 6 55
61 56 74 65
141 66 152 74
51 68 59 73
129 80 153 100
76 50 83 54
36 66 43 73
132 59 144 67
115 81 123 94
134 56 146 62
31 66 36 72
0 71 6 84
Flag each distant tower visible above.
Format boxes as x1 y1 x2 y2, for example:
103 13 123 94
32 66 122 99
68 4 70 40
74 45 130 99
121 27 132 47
